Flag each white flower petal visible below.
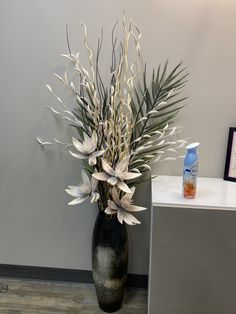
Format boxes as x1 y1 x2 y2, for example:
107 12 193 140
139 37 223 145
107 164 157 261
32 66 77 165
80 185 91 194
115 156 130 174
117 181 132 193
93 150 106 157
105 207 117 215
108 200 119 210
120 172 142 180
94 192 100 202
102 159 116 176
69 151 87 159
124 204 147 212
83 132 96 153
123 212 141 225
88 154 97 165
72 137 87 154
117 209 141 225
91 177 98 191
117 209 125 224
92 172 110 181
91 131 98 152
68 195 89 205
107 177 118 186
129 186 136 196
65 187 84 198
81 170 91 190
111 187 121 204
121 187 135 203
90 194 95 203
91 192 100 203
83 132 91 143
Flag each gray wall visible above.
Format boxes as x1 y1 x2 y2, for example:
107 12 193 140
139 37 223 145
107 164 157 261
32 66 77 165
0 0 235 275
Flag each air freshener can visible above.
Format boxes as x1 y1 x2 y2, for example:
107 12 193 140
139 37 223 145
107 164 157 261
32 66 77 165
183 142 200 199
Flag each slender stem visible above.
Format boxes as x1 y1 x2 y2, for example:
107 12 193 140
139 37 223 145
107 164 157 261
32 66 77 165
66 24 72 55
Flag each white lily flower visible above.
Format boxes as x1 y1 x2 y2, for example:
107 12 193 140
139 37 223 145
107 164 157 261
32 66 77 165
92 157 141 193
65 170 100 205
105 187 146 225
69 131 105 166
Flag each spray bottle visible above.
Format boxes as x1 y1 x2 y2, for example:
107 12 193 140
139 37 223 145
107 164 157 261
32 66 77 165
183 142 200 199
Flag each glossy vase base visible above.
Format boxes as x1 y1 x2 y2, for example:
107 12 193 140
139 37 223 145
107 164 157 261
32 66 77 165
92 212 128 313
94 275 126 312
98 300 122 313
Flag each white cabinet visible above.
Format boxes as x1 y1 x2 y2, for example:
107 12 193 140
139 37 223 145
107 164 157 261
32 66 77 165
149 176 236 314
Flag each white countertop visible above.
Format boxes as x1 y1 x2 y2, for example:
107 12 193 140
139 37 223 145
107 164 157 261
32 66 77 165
152 175 236 210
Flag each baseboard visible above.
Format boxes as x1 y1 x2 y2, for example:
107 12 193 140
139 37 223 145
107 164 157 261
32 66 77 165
0 264 148 289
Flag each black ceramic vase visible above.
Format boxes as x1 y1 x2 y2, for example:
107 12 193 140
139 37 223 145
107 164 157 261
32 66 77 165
92 211 128 313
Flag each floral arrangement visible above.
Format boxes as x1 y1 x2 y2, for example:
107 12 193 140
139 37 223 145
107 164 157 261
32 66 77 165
38 17 188 225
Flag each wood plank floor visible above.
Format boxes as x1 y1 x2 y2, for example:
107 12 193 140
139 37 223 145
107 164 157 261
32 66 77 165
0 278 147 313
